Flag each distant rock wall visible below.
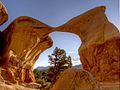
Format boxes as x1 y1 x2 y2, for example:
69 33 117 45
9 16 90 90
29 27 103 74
0 1 119 87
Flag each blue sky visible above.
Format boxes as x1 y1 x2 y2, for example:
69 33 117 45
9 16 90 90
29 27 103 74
1 0 119 68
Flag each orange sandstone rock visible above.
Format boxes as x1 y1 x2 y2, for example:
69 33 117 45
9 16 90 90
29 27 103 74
51 68 101 90
2 16 53 83
55 6 120 82
0 1 8 25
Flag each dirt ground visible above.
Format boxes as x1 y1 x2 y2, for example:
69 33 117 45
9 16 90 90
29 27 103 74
100 82 120 90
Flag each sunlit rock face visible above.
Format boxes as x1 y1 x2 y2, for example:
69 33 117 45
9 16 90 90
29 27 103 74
51 68 101 90
0 1 120 87
1 16 53 83
0 2 53 83
0 1 8 25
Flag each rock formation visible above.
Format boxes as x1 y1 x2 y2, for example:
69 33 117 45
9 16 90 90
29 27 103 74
51 68 101 90
0 1 8 66
0 1 8 25
55 6 120 82
0 1 120 90
1 16 53 83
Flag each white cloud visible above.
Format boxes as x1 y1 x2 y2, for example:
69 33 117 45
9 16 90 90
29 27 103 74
68 51 76 54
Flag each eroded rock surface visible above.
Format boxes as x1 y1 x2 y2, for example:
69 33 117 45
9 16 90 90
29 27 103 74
0 1 8 25
1 16 53 83
0 82 39 90
51 68 101 90
80 38 120 82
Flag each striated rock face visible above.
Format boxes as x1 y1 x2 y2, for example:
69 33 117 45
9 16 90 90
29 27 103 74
51 68 101 90
0 2 119 87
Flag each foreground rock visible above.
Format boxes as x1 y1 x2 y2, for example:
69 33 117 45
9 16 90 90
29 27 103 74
0 82 39 90
51 68 101 90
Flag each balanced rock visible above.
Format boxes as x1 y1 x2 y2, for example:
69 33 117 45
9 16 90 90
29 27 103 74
51 68 101 90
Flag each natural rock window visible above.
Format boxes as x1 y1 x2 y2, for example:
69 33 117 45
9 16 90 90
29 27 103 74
33 31 82 69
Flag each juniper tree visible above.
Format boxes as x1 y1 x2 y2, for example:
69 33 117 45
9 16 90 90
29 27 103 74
46 47 72 84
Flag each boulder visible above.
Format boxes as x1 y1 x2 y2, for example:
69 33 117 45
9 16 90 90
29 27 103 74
51 68 101 90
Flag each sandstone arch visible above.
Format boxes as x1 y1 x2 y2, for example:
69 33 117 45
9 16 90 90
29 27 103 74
0 4 120 84
34 31 81 68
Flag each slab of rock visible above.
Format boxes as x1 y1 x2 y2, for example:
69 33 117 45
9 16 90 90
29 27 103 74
51 68 101 90
0 82 39 90
100 82 120 90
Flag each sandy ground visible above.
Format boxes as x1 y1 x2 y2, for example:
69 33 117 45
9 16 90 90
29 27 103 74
100 82 120 90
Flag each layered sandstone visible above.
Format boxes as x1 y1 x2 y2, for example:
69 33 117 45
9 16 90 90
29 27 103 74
51 68 101 90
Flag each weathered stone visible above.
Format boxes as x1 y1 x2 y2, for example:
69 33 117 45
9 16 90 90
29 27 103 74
0 1 8 25
0 81 39 90
0 68 4 82
100 82 120 90
20 82 41 89
1 16 53 83
51 68 101 90
80 38 120 82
